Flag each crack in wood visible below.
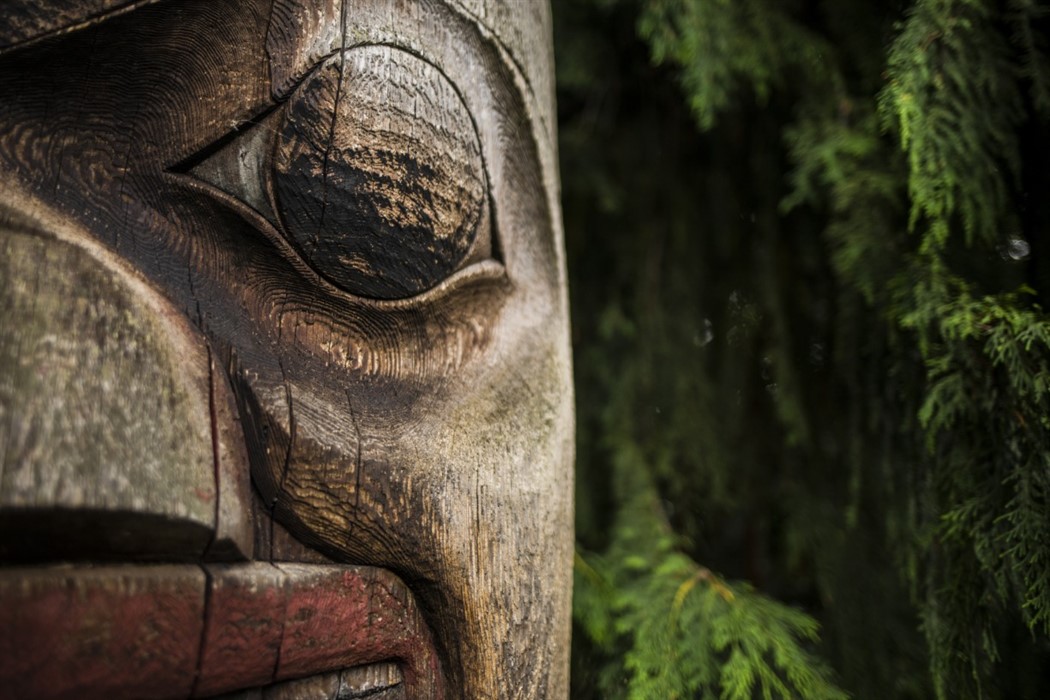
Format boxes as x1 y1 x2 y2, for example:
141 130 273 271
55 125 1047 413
345 388 364 546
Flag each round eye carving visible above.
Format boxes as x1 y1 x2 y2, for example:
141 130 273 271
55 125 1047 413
273 46 488 300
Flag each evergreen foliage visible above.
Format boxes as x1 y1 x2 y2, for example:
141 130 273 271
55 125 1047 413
556 0 1050 697
574 440 848 699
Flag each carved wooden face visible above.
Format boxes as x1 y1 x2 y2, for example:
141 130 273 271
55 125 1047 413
0 2 572 698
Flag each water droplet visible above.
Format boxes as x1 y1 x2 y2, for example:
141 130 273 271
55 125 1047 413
1000 236 1031 262
694 318 714 347
809 342 825 366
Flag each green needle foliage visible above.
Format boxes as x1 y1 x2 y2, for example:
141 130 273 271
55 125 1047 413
574 440 849 699
557 0 1050 698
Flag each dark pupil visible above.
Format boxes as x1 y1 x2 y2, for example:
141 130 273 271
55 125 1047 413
273 45 485 299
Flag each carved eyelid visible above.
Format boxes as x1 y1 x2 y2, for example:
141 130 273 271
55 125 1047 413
185 43 497 302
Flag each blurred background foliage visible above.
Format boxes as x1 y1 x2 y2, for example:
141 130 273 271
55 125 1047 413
555 1 1050 697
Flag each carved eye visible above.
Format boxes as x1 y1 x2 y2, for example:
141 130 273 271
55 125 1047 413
185 45 492 300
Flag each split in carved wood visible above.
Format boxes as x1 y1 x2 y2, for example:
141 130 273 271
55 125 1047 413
0 1 572 698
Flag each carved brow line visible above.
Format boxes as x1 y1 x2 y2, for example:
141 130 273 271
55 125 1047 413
445 0 538 109
0 0 164 55
443 0 553 154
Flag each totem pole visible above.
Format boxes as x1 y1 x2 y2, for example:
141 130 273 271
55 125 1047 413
0 2 573 698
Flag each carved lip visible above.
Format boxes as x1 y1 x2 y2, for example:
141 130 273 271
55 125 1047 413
0 562 443 699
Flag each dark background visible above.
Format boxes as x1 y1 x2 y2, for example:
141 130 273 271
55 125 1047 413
555 1 1050 697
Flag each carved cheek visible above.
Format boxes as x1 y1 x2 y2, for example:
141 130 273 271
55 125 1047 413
273 46 489 300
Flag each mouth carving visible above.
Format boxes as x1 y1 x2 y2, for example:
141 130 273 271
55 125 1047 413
0 563 442 699
214 661 405 699
220 661 405 699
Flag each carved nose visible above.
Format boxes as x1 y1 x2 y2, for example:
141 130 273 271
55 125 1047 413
0 224 252 563
0 222 444 699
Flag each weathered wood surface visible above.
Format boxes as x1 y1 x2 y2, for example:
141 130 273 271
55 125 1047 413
0 1 572 697
213 663 405 700
0 563 439 699
0 227 253 562
269 44 490 299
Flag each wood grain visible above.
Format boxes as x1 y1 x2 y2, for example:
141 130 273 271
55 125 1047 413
273 45 487 299
0 565 207 699
0 1 161 51
0 563 439 699
0 1 572 697
0 228 216 561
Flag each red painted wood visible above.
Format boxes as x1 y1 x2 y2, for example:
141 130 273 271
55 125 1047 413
0 565 206 699
193 564 287 697
0 563 442 699
275 564 444 698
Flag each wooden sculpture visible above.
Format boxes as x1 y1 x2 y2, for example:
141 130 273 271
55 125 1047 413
0 2 573 698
